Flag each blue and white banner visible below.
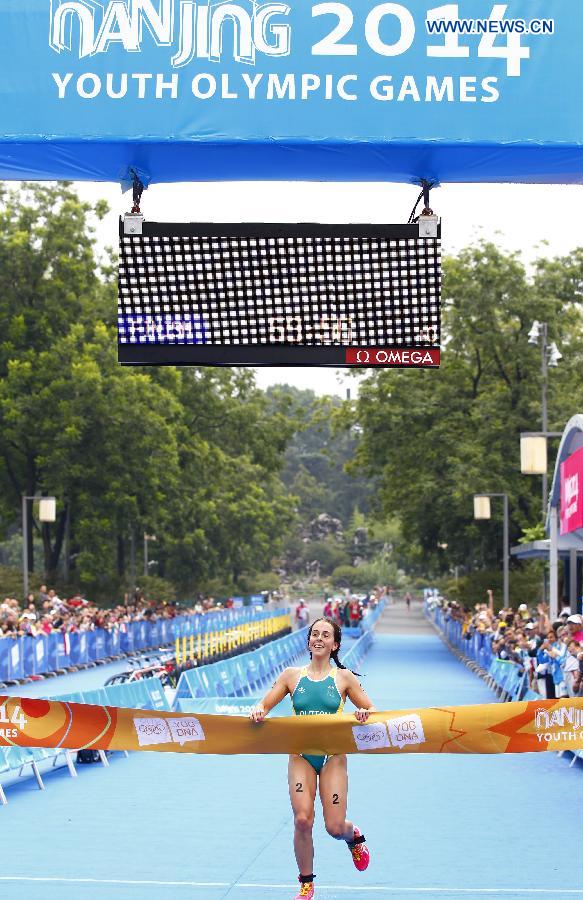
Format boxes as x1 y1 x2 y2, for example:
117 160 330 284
0 0 580 183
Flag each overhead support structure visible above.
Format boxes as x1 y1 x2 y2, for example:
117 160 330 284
0 1 581 185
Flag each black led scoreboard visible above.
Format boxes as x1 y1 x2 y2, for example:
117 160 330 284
118 220 441 367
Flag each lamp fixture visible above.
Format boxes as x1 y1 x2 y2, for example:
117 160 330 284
528 320 541 345
548 342 563 367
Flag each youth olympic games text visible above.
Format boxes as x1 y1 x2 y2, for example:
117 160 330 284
49 1 556 104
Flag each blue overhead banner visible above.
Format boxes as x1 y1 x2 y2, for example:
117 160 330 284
0 0 581 184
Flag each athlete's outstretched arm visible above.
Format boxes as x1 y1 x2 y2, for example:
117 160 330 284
249 668 292 722
343 671 377 724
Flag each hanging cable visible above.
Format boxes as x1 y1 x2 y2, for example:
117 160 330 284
131 170 144 215
407 189 424 225
408 179 437 224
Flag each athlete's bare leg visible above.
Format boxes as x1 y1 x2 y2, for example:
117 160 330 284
318 754 355 842
288 754 318 876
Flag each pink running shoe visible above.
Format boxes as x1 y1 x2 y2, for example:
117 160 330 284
293 876 315 899
348 826 370 872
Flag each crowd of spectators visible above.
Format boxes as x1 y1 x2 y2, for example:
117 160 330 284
294 589 383 630
437 590 583 698
0 585 206 639
324 595 366 628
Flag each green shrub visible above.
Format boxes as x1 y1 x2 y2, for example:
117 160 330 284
0 565 39 601
134 575 177 604
440 561 545 611
198 572 280 601
331 565 357 587
302 540 351 575
237 571 281 594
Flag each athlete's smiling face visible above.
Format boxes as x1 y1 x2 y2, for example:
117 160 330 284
309 620 338 659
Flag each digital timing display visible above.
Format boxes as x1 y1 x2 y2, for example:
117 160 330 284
118 221 441 367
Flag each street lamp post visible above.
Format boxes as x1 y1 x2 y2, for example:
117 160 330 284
540 321 549 509
519 432 562 607
519 437 563 619
522 321 562 607
22 495 56 598
474 493 509 607
527 321 562 516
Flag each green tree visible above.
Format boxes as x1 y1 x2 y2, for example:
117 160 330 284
273 386 374 526
158 368 298 592
0 184 300 599
0 321 183 588
349 242 583 591
0 183 113 578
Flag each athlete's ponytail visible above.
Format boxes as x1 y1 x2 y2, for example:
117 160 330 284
307 617 361 677
331 648 360 678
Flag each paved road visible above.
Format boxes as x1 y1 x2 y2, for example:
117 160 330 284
295 596 433 636
374 596 433 635
4 629 583 900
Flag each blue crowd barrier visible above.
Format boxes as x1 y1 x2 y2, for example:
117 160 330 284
56 635 70 671
0 641 10 682
342 630 373 672
69 633 87 667
342 626 360 637
32 635 47 676
332 598 386 639
104 630 116 658
486 658 527 701
175 623 376 713
46 634 58 672
119 627 133 654
426 602 534 702
7 640 24 681
229 658 247 696
143 679 169 711
523 689 542 701
0 606 284 685
360 598 386 633
3 745 36 771
53 675 170 713
174 626 309 704
0 608 379 799
149 621 161 646
22 638 35 677
86 632 97 662
0 673 172 800
427 600 583 770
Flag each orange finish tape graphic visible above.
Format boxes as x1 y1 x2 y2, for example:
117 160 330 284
1 696 583 755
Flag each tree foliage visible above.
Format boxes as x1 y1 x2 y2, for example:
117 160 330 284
6 185 578 603
272 386 374 526
349 242 583 588
0 184 298 600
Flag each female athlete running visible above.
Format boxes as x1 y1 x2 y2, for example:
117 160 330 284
250 616 376 900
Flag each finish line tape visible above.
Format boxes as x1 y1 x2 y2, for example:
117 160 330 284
1 696 582 755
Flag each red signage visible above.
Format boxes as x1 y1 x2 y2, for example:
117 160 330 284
345 348 440 367
560 446 583 535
